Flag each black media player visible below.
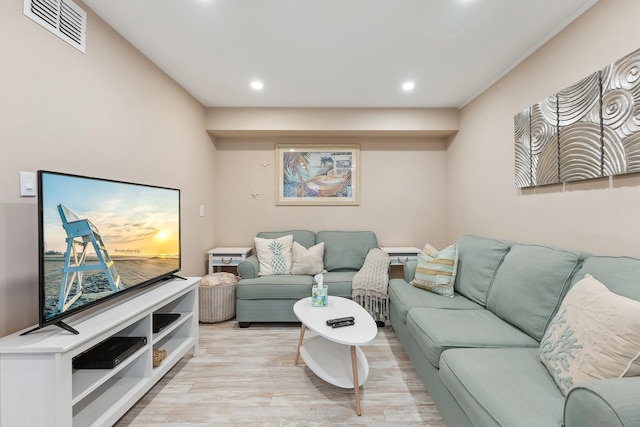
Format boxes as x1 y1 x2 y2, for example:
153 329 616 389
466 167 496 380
73 336 147 369
153 313 181 333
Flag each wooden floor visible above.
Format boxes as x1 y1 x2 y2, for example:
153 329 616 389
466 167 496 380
115 321 445 426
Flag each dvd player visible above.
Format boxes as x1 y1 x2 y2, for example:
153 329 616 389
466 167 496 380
73 336 147 369
153 313 180 333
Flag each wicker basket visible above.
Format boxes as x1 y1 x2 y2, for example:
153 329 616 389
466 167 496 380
198 273 238 323
152 348 166 367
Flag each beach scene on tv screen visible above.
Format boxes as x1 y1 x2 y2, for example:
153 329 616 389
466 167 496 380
41 173 180 321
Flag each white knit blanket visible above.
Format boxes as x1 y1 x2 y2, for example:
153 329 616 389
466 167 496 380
352 248 391 322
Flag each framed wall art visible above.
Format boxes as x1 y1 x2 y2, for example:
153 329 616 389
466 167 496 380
515 47 640 188
275 144 360 205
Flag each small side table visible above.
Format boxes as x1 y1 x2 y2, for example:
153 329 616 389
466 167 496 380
207 247 253 274
381 247 422 265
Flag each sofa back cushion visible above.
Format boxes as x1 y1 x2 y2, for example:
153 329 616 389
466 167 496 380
316 231 378 271
454 235 511 306
486 244 581 341
257 230 316 249
570 255 640 302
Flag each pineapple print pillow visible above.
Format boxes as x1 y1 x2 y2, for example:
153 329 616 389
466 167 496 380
255 235 294 276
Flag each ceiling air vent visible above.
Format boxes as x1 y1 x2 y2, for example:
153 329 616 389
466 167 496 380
24 0 86 53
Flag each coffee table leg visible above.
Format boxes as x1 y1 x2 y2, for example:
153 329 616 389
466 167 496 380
294 324 306 365
350 345 361 416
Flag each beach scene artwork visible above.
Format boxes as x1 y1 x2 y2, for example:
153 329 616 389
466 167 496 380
41 173 180 320
276 144 360 205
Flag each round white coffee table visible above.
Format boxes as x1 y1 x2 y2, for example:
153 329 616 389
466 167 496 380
293 296 377 416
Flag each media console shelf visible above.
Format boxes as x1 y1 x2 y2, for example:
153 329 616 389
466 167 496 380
0 277 199 427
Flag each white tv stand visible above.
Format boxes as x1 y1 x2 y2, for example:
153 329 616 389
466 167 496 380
0 276 199 427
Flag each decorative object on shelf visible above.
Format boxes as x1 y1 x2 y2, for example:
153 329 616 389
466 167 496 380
275 144 360 205
198 272 238 323
152 347 167 368
249 188 260 199
515 47 640 188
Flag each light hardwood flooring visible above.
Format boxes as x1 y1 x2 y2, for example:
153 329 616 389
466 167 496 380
115 321 445 426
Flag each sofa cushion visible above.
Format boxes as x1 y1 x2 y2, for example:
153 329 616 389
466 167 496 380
316 231 378 271
407 308 538 368
571 255 640 301
410 242 458 297
439 348 564 427
454 235 511 306
291 241 325 275
402 260 418 282
539 274 640 395
389 279 482 324
257 230 316 249
254 235 293 275
486 244 581 341
236 275 314 299
321 271 356 298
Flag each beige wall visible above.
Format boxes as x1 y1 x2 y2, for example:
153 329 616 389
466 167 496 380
213 136 449 248
447 0 640 257
207 107 457 248
0 1 216 336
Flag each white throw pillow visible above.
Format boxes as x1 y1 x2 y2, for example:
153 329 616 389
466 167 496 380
291 241 325 275
254 235 293 276
539 274 640 395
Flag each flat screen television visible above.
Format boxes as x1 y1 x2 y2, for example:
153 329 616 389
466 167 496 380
24 171 181 335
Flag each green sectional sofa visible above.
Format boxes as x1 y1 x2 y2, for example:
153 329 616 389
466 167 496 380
236 230 378 327
389 234 640 427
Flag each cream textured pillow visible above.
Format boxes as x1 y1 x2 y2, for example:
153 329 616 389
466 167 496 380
410 242 458 298
199 272 238 286
291 241 325 275
539 274 640 395
254 235 293 276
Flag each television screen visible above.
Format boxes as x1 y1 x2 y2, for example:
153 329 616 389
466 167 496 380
36 170 181 333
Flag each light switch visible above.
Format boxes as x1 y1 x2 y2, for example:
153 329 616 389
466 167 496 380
199 205 205 217
20 171 36 197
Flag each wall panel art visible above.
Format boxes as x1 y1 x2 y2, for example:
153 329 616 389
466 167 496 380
515 47 640 188
558 71 601 182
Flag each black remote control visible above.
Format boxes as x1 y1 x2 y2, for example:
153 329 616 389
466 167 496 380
326 316 355 326
332 320 355 328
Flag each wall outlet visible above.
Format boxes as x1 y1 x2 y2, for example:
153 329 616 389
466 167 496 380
199 205 205 217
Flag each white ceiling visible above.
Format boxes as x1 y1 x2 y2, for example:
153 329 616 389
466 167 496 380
82 0 598 109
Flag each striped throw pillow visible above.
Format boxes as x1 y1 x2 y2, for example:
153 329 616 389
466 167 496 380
410 243 458 297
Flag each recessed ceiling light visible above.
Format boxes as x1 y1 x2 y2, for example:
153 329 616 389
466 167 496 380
402 81 415 92
250 80 264 91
